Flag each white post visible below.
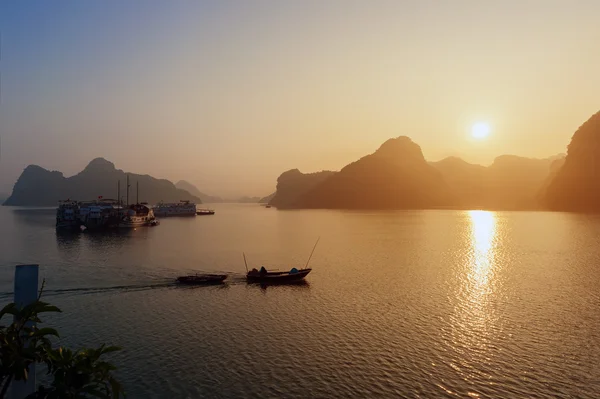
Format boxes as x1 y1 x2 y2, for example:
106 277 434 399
11 264 39 399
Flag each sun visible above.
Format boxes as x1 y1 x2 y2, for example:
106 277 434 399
471 122 491 139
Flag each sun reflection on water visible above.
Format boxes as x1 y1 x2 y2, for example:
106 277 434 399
450 211 499 365
469 210 496 292
444 211 500 393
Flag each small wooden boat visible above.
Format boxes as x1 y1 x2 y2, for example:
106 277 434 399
176 274 227 285
196 209 215 216
246 267 311 284
265 205 272 208
243 237 319 285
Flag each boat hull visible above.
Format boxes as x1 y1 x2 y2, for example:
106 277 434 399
117 220 155 228
196 210 215 216
246 269 311 284
153 201 197 217
56 221 81 231
154 211 196 217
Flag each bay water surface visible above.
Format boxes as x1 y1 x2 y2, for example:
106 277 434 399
1 204 599 398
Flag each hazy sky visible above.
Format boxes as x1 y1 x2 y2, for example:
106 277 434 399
1 1 599 197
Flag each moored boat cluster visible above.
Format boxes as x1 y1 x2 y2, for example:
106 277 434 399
56 199 158 231
56 199 214 231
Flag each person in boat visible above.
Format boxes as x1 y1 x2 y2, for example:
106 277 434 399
290 267 298 274
259 266 267 276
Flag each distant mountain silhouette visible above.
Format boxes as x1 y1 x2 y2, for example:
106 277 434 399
175 180 223 203
544 111 600 211
430 157 487 207
269 169 337 208
537 157 566 204
486 155 561 209
235 196 261 203
430 155 563 209
3 158 201 206
547 157 567 181
293 136 456 209
268 137 565 210
259 192 275 203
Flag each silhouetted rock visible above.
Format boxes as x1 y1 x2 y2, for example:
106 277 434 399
270 136 563 211
3 158 201 206
295 137 456 209
175 180 223 203
83 157 117 173
269 169 337 208
544 111 600 211
3 165 67 206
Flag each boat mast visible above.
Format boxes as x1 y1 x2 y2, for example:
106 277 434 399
304 237 321 269
243 252 249 273
117 179 122 228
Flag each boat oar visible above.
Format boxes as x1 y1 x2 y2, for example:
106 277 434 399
304 236 320 270
243 252 249 274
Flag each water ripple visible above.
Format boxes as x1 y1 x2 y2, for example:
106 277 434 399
1 206 600 397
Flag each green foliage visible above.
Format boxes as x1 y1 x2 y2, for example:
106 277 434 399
29 345 123 399
0 284 124 398
0 300 61 396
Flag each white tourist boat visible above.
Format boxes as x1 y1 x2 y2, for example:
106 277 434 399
120 203 157 227
153 200 197 217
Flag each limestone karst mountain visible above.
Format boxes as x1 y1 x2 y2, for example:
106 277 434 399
268 169 337 208
269 137 564 210
294 136 456 209
544 111 600 211
4 158 201 206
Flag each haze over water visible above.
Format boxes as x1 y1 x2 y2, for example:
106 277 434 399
1 204 599 398
2 1 600 197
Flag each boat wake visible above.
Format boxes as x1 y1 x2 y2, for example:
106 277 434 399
0 281 175 300
0 271 304 300
46 282 176 296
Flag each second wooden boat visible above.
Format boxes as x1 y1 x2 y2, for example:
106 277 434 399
196 209 215 216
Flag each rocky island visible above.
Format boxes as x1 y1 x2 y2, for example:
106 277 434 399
544 111 600 211
3 158 202 206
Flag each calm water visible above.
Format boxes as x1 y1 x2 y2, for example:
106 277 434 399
1 204 600 398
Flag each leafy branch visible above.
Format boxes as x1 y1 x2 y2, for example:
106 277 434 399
0 281 124 398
